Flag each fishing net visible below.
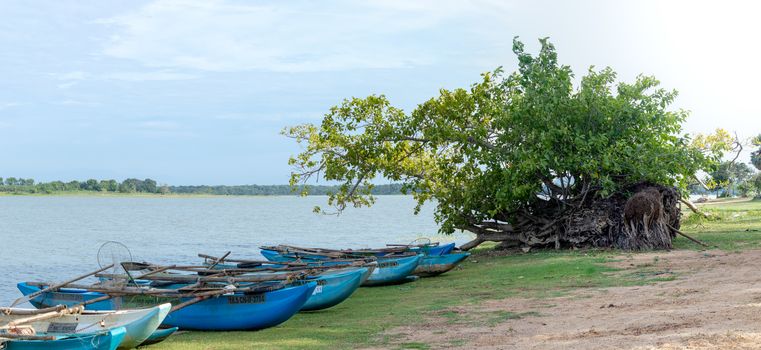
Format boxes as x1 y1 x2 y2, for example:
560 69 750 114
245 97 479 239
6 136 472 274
96 241 133 287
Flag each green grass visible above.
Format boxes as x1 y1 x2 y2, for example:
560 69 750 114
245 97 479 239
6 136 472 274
155 251 669 349
675 198 761 250
152 199 761 350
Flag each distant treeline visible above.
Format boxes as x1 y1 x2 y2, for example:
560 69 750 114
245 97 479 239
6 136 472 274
0 177 405 195
0 177 167 194
170 183 405 195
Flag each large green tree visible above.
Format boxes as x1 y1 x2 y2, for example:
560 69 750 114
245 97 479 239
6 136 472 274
285 38 715 250
751 134 761 171
710 161 754 197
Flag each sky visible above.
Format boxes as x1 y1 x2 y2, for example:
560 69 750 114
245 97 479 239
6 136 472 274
0 0 759 185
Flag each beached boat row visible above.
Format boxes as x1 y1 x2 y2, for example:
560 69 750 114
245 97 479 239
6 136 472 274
3 241 469 349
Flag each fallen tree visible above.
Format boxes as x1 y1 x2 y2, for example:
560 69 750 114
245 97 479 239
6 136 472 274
284 38 724 250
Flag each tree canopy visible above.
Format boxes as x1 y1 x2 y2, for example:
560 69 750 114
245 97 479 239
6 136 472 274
751 134 761 171
285 38 716 248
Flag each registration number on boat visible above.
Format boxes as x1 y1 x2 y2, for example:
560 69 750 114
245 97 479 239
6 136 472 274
228 295 266 304
53 293 85 302
377 261 399 268
312 285 323 295
47 322 78 333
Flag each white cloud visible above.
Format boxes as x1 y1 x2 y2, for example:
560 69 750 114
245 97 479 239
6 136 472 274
95 0 509 73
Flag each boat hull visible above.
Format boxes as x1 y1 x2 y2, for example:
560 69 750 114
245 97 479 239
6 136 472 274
1 327 126 350
17 283 316 331
1 301 168 350
414 242 456 256
138 327 178 346
300 267 365 311
261 251 421 286
413 252 470 277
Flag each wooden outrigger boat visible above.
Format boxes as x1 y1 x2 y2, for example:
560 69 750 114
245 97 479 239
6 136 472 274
17 264 317 331
261 242 469 278
0 326 126 350
198 253 370 311
0 304 168 350
259 246 422 286
137 327 177 346
414 252 470 277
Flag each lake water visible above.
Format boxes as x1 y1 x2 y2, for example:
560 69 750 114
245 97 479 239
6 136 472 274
0 195 471 306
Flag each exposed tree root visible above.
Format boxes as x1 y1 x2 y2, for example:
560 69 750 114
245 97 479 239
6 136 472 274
459 183 681 251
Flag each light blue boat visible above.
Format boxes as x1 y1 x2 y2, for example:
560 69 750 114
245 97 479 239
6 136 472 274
414 252 470 277
1 302 168 350
260 250 421 286
17 282 316 331
1 327 126 350
138 327 178 346
298 267 366 311
200 264 367 311
158 266 366 312
361 255 421 286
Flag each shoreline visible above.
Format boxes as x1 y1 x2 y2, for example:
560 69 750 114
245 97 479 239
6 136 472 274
0 192 413 198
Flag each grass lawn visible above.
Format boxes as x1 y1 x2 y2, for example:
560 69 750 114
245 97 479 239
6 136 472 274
152 199 761 350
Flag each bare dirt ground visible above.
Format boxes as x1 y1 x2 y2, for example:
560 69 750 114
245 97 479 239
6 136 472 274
387 249 761 349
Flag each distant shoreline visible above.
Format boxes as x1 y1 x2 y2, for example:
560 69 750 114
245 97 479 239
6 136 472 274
0 179 405 196
0 191 412 198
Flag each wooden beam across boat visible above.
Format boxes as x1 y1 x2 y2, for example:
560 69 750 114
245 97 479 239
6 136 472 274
10 264 115 307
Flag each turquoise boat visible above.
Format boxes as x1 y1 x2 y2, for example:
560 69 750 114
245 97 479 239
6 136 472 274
17 282 316 331
413 252 470 277
0 327 126 350
150 267 366 312
260 250 421 286
298 267 366 311
413 242 456 256
361 255 421 286
1 303 168 350
138 327 178 347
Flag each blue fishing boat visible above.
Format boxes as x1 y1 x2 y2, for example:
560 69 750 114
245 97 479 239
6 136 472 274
152 267 366 312
17 282 316 331
0 327 126 350
413 242 456 256
361 255 421 286
138 327 178 347
299 267 365 311
414 252 470 277
260 250 421 286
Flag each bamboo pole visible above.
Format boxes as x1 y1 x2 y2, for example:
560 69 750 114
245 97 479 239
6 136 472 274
206 251 231 270
198 253 308 266
0 306 83 330
0 305 67 316
11 264 115 307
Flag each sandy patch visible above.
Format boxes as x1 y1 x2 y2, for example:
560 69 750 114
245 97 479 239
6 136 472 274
385 250 761 349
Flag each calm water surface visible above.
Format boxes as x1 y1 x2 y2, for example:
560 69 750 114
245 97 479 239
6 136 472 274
0 195 471 306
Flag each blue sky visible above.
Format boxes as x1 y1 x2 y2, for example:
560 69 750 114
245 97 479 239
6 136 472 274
1 0 759 185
